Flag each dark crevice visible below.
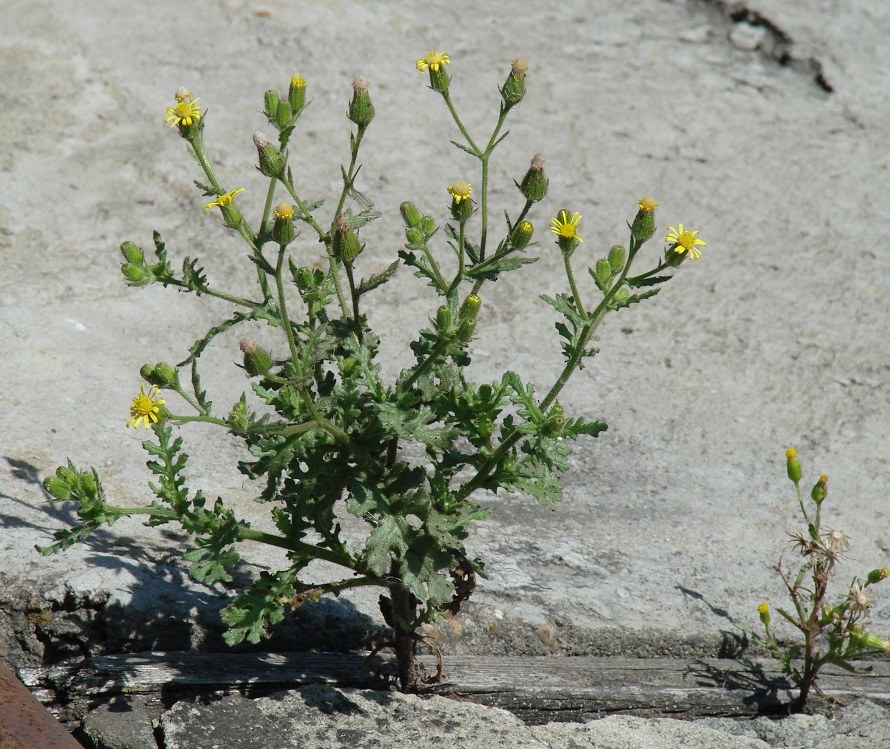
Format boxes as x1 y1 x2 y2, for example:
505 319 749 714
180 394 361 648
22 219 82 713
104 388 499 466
693 0 834 93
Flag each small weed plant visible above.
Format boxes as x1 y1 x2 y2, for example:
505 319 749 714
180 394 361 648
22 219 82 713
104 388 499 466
746 449 889 710
40 54 708 690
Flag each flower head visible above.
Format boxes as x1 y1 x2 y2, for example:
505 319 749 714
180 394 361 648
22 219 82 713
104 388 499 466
638 197 658 212
665 224 706 259
550 210 583 244
448 181 472 204
164 93 201 128
203 187 245 211
847 582 875 614
416 51 450 72
757 602 770 626
127 384 165 429
824 527 851 554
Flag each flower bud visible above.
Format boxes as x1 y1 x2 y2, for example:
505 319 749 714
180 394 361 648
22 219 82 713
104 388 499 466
253 131 286 178
757 602 770 626
608 245 626 274
510 221 534 250
332 214 363 262
120 241 145 264
121 263 148 284
272 202 295 246
456 318 476 342
400 201 422 229
594 259 612 287
288 72 307 113
348 76 375 127
79 471 96 495
264 90 280 120
631 197 658 243
448 181 473 222
664 246 688 267
294 266 314 289
517 154 548 202
417 51 451 93
811 474 828 504
227 398 251 435
420 215 436 235
459 293 481 324
866 567 890 585
501 57 528 107
848 631 889 652
405 227 424 246
547 402 566 435
240 338 273 377
785 448 802 483
436 305 452 331
43 476 72 501
152 362 178 389
275 99 293 129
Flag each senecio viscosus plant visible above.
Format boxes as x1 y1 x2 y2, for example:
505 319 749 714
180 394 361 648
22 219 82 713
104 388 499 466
744 449 890 711
40 52 709 690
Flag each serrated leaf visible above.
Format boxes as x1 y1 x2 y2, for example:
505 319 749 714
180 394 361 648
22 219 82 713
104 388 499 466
357 259 400 297
366 515 409 576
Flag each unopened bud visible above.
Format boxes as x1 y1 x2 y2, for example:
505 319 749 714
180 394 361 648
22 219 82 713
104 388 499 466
866 568 890 586
459 293 481 324
263 90 280 120
348 76 375 127
608 245 626 274
631 197 658 243
120 241 144 264
43 476 72 501
594 259 612 288
332 214 363 262
420 215 436 235
405 227 424 246
517 154 548 202
253 131 286 178
849 631 889 652
757 602 770 626
240 338 273 377
151 362 178 389
501 56 528 107
510 220 534 250
456 318 476 342
288 72 307 113
811 474 828 504
272 202 295 245
400 201 422 228
121 263 148 284
436 305 452 331
786 448 802 483
275 99 293 129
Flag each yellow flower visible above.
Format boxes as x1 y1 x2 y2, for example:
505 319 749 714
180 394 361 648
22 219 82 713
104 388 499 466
757 602 770 626
203 188 246 211
447 181 472 204
274 202 295 220
164 96 202 128
638 197 658 212
550 210 583 243
416 51 450 72
127 385 165 429
665 224 706 259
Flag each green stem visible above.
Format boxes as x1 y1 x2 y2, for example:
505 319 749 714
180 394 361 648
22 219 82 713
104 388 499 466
343 259 362 339
238 527 359 572
335 124 368 219
563 251 586 317
447 219 468 295
399 337 452 393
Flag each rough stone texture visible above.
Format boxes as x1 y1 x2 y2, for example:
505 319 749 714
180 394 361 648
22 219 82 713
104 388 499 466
1 0 889 746
79 694 158 749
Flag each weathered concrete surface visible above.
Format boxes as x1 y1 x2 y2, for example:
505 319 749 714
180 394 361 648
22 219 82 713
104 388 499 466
1 0 889 745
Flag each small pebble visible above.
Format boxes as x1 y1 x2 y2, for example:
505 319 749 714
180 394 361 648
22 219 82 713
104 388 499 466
730 22 766 51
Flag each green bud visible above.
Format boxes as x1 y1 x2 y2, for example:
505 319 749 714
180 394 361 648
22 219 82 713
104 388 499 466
140 363 156 383
547 402 566 436
867 568 890 585
405 227 424 246
459 294 481 324
849 631 888 652
253 131 286 178
120 241 144 264
79 471 96 495
501 57 528 107
612 287 630 305
142 362 178 389
420 215 436 235
757 603 770 626
429 67 450 93
121 263 148 284
272 202 296 246
43 476 71 501
275 100 293 129
785 448 802 483
56 465 78 485
295 266 314 288
240 338 273 377
263 90 280 120
664 246 688 268
456 318 476 342
608 245 626 274
436 305 452 331
348 76 375 127
448 181 473 222
594 259 612 287
332 214 363 262
288 72 307 113
400 201 422 229
510 221 534 250
631 197 658 243
517 154 548 202
811 474 828 504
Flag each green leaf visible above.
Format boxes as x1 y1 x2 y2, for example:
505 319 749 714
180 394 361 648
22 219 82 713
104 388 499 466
357 259 400 297
365 516 410 576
